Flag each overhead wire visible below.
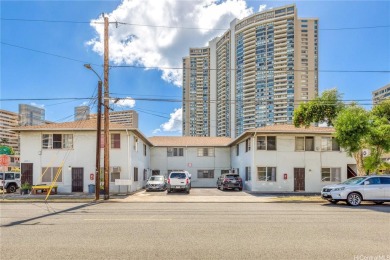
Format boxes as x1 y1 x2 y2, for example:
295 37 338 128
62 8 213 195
1 17 389 32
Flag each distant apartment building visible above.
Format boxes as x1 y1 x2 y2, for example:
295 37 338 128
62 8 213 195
74 106 90 121
372 84 390 105
0 109 19 153
182 48 211 136
19 104 45 126
90 110 139 128
183 4 318 137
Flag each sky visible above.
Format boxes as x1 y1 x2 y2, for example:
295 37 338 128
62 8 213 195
1 0 389 137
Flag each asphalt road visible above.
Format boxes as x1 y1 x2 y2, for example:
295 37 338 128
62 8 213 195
1 202 389 260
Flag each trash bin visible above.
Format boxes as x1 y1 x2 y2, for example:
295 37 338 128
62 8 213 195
88 184 95 194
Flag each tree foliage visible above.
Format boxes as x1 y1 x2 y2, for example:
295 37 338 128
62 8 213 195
293 89 390 175
293 89 344 127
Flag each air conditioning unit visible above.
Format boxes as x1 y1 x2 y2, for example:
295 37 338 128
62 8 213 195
112 166 121 172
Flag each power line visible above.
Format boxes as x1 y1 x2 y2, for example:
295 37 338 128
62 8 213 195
2 17 389 31
1 42 101 66
3 42 389 73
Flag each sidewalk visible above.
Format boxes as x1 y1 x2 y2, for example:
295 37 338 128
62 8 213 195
0 189 324 203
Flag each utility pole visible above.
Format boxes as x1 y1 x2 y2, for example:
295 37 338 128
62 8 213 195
95 80 102 200
103 15 110 200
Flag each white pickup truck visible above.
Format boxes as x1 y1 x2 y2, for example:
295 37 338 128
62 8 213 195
167 171 191 194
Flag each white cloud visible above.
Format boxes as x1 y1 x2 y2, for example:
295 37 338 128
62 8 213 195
87 0 253 86
80 101 89 106
30 102 44 109
159 108 182 133
258 4 267 12
152 128 161 134
110 97 136 108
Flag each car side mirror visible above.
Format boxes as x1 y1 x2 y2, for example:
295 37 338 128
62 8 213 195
364 181 369 185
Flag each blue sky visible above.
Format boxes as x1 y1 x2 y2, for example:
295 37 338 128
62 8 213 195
1 0 389 137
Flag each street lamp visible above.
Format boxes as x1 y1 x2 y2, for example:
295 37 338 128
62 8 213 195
84 64 102 201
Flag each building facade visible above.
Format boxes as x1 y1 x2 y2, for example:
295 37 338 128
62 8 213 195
0 109 19 153
19 104 45 126
74 106 90 121
18 120 151 193
231 125 356 192
149 136 232 187
90 110 139 128
18 122 356 193
183 4 318 138
182 48 211 136
372 83 390 105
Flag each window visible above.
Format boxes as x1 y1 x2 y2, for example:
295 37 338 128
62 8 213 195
295 136 314 151
111 134 120 149
134 137 138 151
245 138 251 152
110 171 120 182
42 134 73 149
167 148 184 157
321 168 341 182
197 170 214 178
134 167 138 181
143 169 147 181
257 136 276 150
41 167 63 182
197 148 214 157
236 144 239 156
257 167 276 182
245 167 251 181
143 144 147 156
152 170 160 176
321 137 340 151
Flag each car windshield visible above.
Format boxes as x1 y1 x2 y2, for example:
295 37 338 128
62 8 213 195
170 173 186 179
340 177 366 185
225 175 239 179
149 176 164 181
0 173 3 179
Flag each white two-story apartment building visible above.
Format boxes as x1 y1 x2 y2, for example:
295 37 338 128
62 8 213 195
18 122 356 193
230 125 357 192
149 136 233 187
18 120 152 193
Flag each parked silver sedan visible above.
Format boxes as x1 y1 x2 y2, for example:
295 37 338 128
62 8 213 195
321 175 390 206
145 175 167 191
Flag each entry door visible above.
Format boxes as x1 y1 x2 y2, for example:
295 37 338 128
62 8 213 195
21 163 33 185
294 168 305 192
71 168 84 192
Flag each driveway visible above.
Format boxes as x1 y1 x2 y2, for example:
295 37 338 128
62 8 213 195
115 188 277 203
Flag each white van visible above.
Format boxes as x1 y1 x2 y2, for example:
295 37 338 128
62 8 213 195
167 171 191 194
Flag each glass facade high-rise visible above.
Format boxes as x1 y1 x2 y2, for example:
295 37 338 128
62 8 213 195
19 104 45 126
182 48 211 136
183 4 318 137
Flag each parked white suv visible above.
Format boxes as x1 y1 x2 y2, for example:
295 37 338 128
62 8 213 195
167 171 191 194
321 175 390 206
0 172 21 193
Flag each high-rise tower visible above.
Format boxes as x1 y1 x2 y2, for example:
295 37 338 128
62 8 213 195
183 4 318 137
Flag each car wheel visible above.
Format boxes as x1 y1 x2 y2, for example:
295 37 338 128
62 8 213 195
374 201 384 205
7 184 17 193
329 200 339 204
239 188 243 191
347 192 362 206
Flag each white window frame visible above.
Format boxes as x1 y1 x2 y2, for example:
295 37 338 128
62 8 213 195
41 167 63 183
321 168 341 182
295 136 314 151
257 167 277 182
42 134 73 149
197 148 214 157
321 137 340 151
